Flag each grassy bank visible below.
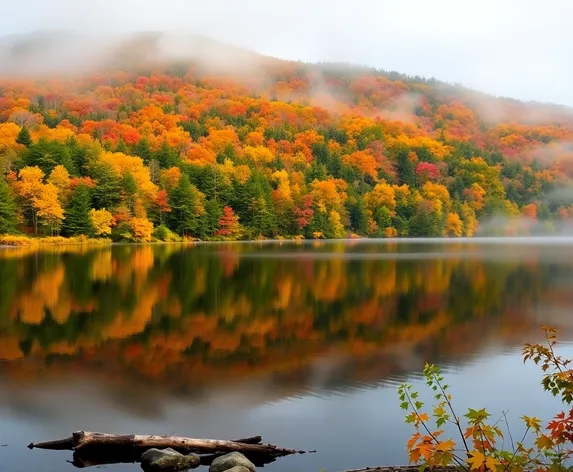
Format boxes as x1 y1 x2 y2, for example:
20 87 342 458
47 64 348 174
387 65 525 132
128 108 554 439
0 235 112 247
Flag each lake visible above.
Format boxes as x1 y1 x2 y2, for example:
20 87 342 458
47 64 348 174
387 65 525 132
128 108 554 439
1 238 573 472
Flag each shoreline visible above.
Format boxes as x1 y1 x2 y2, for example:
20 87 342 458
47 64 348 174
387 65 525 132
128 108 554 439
2 234 573 248
2 234 573 250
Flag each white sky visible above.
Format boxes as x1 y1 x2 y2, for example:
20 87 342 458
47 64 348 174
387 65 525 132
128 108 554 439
2 0 573 106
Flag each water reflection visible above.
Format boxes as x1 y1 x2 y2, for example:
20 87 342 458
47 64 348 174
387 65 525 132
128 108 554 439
1 240 573 393
1 239 573 471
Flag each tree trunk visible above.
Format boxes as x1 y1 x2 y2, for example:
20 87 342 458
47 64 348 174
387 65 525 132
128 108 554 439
28 431 307 457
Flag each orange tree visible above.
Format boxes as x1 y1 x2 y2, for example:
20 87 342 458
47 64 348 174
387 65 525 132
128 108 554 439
398 327 573 471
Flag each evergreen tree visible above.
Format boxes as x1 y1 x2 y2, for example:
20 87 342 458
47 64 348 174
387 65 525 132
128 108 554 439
134 137 152 164
168 175 201 236
232 172 276 235
409 202 442 237
347 197 369 235
202 198 223 238
66 137 87 176
121 172 138 211
305 162 328 183
0 178 17 234
250 196 274 236
154 139 179 168
63 185 93 236
16 126 32 147
312 142 329 165
22 138 74 175
397 147 416 187
188 165 232 204
91 162 123 210
115 138 128 153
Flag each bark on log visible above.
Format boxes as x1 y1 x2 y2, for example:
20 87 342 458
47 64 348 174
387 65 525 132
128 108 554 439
28 431 306 457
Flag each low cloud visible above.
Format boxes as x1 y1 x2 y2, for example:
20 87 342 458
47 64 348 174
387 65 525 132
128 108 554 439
0 31 271 81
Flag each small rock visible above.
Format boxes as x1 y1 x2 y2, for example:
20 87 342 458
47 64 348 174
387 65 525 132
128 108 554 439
140 447 200 471
209 452 256 472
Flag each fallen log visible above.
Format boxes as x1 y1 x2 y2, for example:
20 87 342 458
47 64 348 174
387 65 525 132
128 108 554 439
28 431 307 457
67 436 270 469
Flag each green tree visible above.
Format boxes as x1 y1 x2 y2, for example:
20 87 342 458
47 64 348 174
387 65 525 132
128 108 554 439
168 175 202 236
0 178 17 234
346 196 369 235
202 198 223 238
409 200 442 236
154 139 179 168
250 196 274 237
21 138 74 175
91 162 123 210
16 126 32 147
63 184 93 236
121 172 138 211
397 147 416 187
134 137 152 164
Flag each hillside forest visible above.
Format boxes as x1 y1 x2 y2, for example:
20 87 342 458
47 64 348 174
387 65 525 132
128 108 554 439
2 37 573 241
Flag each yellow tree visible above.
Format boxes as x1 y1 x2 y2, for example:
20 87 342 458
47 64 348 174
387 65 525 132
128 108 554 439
328 210 346 238
89 209 114 236
445 212 463 237
47 165 72 206
460 203 478 236
364 181 397 212
34 183 65 235
271 170 293 227
342 150 380 181
99 151 158 202
13 166 44 233
129 217 154 242
243 146 275 168
364 181 397 235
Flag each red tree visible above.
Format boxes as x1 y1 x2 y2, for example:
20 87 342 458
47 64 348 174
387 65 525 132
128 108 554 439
415 162 440 182
215 206 241 238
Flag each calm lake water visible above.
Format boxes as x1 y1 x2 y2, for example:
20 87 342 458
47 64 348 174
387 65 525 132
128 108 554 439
1 238 573 472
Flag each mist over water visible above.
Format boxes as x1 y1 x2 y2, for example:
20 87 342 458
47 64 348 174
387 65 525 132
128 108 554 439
0 239 572 471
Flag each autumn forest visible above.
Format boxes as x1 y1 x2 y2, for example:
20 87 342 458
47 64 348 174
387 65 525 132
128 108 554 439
1 34 573 242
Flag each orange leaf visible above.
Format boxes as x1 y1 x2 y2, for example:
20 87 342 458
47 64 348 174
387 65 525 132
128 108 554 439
436 438 456 452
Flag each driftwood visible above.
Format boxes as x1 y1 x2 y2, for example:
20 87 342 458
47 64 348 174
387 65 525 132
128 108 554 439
28 431 308 458
67 437 283 469
66 437 273 469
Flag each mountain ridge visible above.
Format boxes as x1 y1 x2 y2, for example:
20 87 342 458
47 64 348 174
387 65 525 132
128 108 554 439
0 30 573 240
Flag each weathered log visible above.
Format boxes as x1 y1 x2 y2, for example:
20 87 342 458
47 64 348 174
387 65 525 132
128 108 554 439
68 436 264 469
29 431 306 457
228 436 262 445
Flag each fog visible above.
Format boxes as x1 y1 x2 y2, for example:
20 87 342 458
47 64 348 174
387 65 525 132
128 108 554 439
1 0 573 106
0 31 272 79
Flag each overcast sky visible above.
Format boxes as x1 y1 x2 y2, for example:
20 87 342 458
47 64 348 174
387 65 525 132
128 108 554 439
2 0 573 106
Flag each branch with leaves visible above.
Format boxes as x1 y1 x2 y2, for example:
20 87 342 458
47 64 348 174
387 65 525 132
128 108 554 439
399 327 573 471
